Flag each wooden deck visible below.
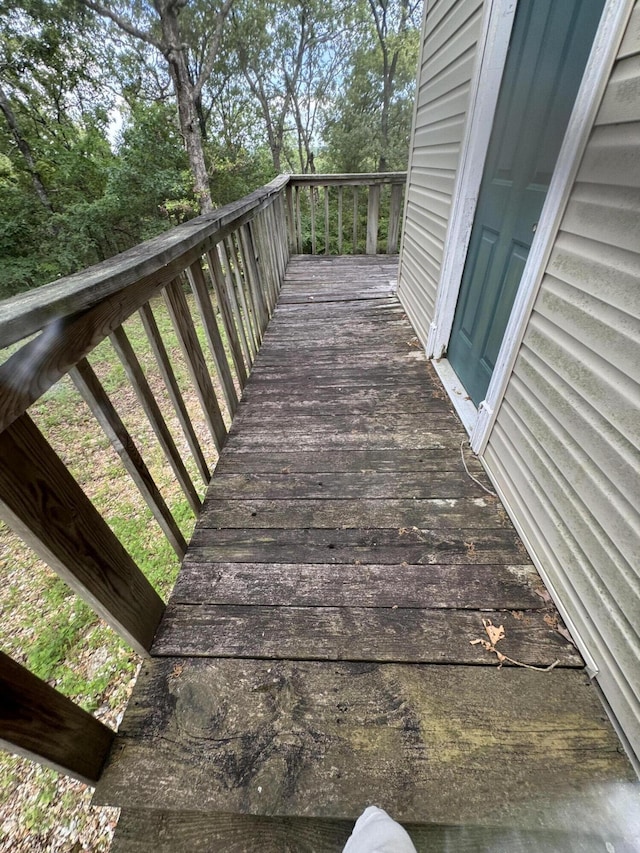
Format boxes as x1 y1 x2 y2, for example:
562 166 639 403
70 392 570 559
95 256 633 850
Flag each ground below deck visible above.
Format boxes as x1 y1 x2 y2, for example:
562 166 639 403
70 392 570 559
96 256 633 850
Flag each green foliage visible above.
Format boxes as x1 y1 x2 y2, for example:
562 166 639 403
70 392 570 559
0 0 421 299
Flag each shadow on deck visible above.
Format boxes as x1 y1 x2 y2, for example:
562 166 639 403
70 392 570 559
95 256 632 850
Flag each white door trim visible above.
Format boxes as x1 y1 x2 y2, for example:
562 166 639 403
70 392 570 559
426 0 517 360
428 0 634 455
470 0 635 453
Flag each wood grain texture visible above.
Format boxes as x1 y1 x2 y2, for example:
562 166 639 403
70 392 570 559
0 414 164 654
204 471 491 499
198 497 509 530
186 525 532 566
110 325 201 515
0 652 114 785
170 561 543 609
187 258 238 415
113 809 636 853
152 604 579 666
138 302 210 485
70 359 187 558
366 184 380 254
163 278 227 451
95 658 633 824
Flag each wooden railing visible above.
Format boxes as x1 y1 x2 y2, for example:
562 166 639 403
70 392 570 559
0 171 404 786
287 173 407 255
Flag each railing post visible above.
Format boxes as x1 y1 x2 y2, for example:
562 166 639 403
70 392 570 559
366 184 381 254
0 414 165 655
388 182 404 254
0 652 115 785
286 184 296 252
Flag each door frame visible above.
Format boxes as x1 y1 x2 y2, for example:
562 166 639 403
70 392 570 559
427 0 633 454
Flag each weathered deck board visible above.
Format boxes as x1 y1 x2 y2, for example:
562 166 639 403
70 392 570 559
152 604 580 665
96 659 631 824
98 256 633 844
113 810 637 853
170 562 542 608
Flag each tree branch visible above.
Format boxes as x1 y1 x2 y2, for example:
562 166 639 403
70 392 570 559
77 0 163 50
193 0 234 100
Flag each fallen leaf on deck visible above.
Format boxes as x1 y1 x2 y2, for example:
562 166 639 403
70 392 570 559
470 617 560 673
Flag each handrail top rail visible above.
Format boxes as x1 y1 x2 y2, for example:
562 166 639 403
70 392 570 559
0 174 289 349
289 172 407 186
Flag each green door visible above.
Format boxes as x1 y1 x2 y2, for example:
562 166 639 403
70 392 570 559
447 0 605 406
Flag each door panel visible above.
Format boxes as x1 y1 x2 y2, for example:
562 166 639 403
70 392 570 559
447 0 605 406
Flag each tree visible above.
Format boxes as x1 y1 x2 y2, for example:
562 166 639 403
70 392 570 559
368 0 421 171
324 0 420 172
78 0 234 212
229 0 351 173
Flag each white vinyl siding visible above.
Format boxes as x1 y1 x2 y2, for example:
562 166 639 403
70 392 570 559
484 2 640 759
398 0 484 342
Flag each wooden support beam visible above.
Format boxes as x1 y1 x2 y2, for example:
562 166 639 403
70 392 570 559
0 652 115 785
240 224 268 336
352 187 359 254
310 186 317 255
285 184 295 252
0 414 165 655
388 183 403 254
295 186 302 254
224 236 258 358
70 358 187 559
218 239 253 366
187 259 238 416
366 184 381 255
235 231 263 347
324 186 330 255
110 325 201 515
337 187 343 255
138 302 210 486
163 279 227 452
206 247 248 387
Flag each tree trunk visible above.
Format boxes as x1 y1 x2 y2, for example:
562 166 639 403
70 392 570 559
157 1 213 213
0 84 54 213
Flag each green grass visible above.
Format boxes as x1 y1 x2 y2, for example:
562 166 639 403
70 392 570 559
0 290 234 846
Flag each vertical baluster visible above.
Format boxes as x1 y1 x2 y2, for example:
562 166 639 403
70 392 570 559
70 358 187 558
239 224 268 339
138 302 210 484
324 186 330 255
110 325 201 514
226 234 259 357
206 246 248 387
187 258 238 416
295 185 302 253
0 652 115 784
338 186 343 255
163 278 227 452
219 238 254 366
310 185 317 255
366 184 381 255
286 183 296 252
387 182 403 254
0 413 165 655
353 186 359 254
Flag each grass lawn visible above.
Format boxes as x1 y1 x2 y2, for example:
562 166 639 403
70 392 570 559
0 292 233 851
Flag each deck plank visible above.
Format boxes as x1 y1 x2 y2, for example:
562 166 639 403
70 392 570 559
95 659 632 824
98 255 633 838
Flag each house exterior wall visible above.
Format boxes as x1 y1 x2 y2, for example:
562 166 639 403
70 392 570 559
400 0 640 759
397 0 484 342
484 1 640 759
